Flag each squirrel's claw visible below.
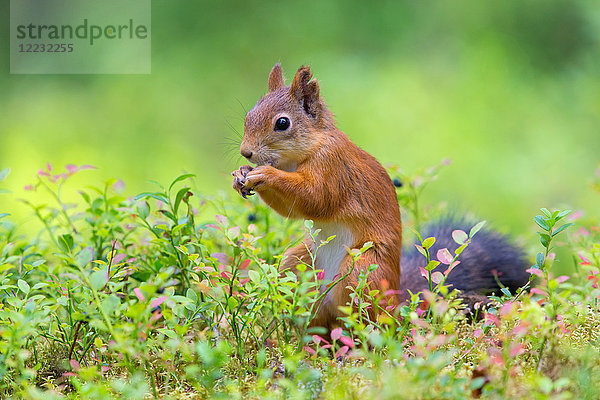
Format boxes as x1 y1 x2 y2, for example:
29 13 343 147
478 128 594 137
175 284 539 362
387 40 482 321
232 165 255 199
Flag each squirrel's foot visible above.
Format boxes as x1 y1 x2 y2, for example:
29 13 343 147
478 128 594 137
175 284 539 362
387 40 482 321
232 165 254 199
244 165 276 192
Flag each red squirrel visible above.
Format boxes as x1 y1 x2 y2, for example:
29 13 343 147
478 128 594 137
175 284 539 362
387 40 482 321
232 64 528 330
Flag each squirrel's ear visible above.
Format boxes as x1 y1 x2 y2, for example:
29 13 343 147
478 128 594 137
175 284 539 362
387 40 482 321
290 66 320 118
267 63 284 92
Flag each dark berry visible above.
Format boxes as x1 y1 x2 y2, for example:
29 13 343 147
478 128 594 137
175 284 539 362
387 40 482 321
248 213 256 222
152 306 161 313
393 178 403 188
157 287 164 294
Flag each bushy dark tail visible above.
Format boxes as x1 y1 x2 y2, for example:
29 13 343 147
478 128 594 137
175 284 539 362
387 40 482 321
399 218 530 302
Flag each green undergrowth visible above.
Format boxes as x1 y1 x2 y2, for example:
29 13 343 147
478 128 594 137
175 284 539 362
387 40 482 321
0 162 599 399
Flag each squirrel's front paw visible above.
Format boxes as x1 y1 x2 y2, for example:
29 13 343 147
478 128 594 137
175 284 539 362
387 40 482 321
232 165 254 199
244 165 276 193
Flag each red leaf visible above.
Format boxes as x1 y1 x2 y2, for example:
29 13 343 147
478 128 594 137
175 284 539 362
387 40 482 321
335 346 349 358
526 268 544 277
530 288 548 297
303 346 316 356
70 359 80 371
339 336 355 348
331 327 343 341
437 248 453 265
133 288 145 302
150 296 167 308
555 275 570 284
239 259 251 270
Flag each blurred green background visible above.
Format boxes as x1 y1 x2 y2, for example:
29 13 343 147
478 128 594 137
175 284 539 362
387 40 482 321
1 0 599 237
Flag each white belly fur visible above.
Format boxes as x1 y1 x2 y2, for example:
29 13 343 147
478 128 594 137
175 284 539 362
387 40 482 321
312 222 354 290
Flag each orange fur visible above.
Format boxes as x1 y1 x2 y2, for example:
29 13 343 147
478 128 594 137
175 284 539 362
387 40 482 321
232 64 402 330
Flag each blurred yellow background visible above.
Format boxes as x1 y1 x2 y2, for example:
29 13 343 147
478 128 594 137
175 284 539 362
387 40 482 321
1 0 599 236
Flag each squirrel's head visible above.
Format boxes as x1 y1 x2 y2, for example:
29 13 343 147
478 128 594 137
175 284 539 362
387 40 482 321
240 64 333 171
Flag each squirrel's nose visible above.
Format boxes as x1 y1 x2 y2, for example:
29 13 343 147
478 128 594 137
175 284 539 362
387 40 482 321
241 149 253 159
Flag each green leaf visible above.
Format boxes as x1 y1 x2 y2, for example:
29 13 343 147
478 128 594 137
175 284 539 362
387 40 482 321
534 216 550 231
17 279 30 294
76 247 94 268
556 210 572 221
168 173 196 192
0 168 10 182
0 213 9 219
248 270 260 283
90 269 109 291
540 208 552 218
57 234 74 253
186 288 198 302
469 221 486 238
536 252 544 267
552 222 574 237
136 201 150 219
425 260 440 271
422 237 436 249
173 187 191 216
134 192 169 204
452 230 468 245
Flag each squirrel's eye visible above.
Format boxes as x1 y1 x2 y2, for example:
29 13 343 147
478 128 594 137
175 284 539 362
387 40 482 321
274 117 290 131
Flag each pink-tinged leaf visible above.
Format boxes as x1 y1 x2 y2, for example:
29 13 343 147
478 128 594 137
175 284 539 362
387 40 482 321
339 336 355 348
331 327 343 341
150 311 162 321
431 271 444 284
46 162 53 172
488 348 505 367
419 267 429 279
578 251 591 265
112 253 126 264
484 313 500 327
442 158 452 166
321 344 332 350
239 277 250 286
112 178 125 192
101 365 110 373
526 268 544 277
79 164 97 170
303 346 316 356
133 288 145 302
416 307 425 317
512 324 528 337
452 230 468 245
444 260 461 276
555 275 570 284
530 288 548 297
316 269 325 280
24 184 35 191
473 328 483 338
205 224 220 230
211 253 231 265
150 296 167 308
568 211 582 221
509 343 525 358
499 302 514 317
37 169 49 177
215 214 228 226
65 164 78 174
312 335 329 345
437 248 453 265
70 359 80 371
335 346 349 358
239 259 251 270
63 372 77 377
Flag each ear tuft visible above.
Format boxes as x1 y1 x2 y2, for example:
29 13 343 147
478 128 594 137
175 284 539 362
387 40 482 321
267 63 284 92
290 66 320 118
